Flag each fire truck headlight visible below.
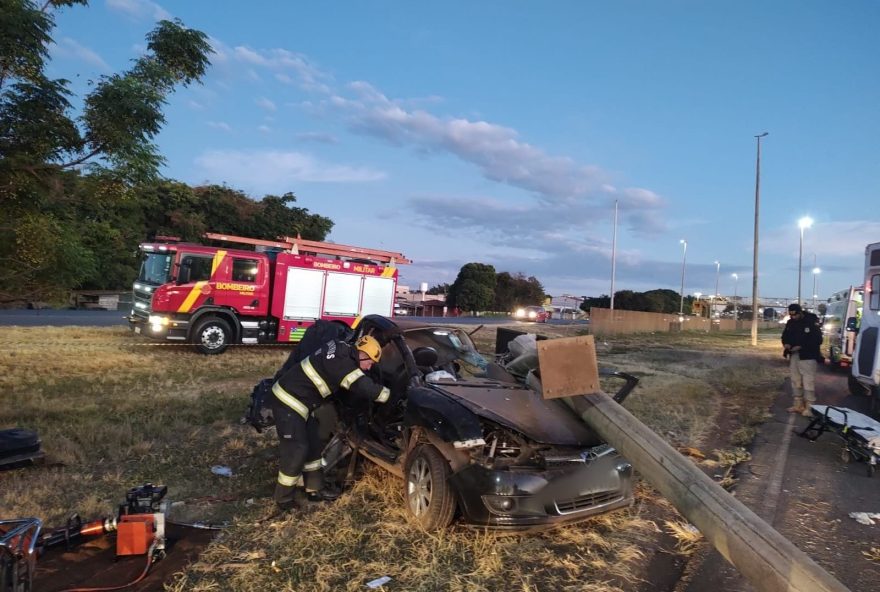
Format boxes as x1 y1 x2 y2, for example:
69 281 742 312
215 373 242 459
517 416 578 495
148 315 170 327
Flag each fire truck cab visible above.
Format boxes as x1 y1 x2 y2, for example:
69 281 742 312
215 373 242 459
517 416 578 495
129 233 410 354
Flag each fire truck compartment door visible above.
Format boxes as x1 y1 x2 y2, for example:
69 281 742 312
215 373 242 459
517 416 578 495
361 276 394 317
323 272 361 317
283 268 325 319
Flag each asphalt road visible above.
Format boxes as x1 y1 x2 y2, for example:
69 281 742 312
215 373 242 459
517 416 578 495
0 309 589 328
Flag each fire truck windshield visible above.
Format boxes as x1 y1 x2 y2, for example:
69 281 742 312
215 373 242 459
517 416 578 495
137 252 173 285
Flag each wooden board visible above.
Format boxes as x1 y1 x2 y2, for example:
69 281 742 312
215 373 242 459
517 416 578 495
536 335 600 399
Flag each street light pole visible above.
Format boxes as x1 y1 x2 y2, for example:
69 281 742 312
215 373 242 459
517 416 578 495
679 239 688 316
751 132 768 346
797 217 813 305
713 260 720 321
812 260 821 311
732 273 739 322
610 199 618 311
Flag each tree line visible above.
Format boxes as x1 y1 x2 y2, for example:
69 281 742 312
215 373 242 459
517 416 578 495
442 263 547 314
0 1 332 304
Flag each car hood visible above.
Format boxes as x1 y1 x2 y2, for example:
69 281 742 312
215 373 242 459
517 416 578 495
430 379 601 447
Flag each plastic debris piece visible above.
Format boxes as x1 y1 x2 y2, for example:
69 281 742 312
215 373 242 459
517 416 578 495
211 465 233 477
849 512 880 525
366 576 392 588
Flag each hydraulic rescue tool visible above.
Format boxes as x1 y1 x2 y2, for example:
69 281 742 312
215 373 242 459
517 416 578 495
0 483 168 592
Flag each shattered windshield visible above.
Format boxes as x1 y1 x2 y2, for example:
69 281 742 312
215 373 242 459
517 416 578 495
406 327 488 378
137 252 173 285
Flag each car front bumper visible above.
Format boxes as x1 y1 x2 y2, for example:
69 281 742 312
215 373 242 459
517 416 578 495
449 449 634 529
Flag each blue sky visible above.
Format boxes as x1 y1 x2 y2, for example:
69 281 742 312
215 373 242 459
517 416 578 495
49 0 880 305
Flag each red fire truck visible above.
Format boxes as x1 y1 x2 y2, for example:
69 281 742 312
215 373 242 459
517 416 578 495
128 232 410 354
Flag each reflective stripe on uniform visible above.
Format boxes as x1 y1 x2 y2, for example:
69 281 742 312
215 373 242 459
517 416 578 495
277 471 303 487
375 386 391 403
272 382 310 420
303 459 324 472
301 358 332 397
340 368 364 389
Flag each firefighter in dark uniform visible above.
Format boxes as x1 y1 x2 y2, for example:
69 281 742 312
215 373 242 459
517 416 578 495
270 334 391 510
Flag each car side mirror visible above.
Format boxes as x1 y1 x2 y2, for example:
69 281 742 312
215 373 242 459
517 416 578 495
845 317 858 332
412 346 439 368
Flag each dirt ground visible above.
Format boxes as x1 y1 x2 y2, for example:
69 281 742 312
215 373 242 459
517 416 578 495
677 363 880 592
7 324 877 591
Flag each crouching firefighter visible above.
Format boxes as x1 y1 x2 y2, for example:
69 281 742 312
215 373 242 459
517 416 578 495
270 334 392 511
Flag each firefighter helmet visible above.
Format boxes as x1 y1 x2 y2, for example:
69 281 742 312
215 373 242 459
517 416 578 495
356 335 382 362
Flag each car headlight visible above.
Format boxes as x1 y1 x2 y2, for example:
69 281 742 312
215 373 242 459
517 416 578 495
515 309 525 318
528 311 536 319
148 315 170 326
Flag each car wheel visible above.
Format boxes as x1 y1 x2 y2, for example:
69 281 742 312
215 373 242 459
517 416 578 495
192 317 233 354
404 444 456 530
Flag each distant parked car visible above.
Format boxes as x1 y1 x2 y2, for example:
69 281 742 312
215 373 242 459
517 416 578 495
514 305 550 323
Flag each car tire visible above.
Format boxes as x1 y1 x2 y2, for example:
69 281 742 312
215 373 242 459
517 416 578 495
192 317 233 355
404 444 456 530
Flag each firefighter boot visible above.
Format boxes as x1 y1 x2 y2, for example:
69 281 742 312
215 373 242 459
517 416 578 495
802 391 816 417
276 487 310 512
307 484 342 503
787 397 805 414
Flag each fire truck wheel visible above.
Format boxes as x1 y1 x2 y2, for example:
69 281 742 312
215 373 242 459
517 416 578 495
193 317 232 354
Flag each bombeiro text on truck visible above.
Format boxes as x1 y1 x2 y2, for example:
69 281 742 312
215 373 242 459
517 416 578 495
128 233 411 354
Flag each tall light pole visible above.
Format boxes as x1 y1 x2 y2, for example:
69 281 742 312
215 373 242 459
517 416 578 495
679 239 688 316
732 273 739 322
713 260 720 320
610 199 618 310
751 132 768 346
797 216 813 305
812 263 821 311
695 292 703 320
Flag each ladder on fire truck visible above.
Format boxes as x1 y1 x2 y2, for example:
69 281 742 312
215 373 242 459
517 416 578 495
203 232 411 265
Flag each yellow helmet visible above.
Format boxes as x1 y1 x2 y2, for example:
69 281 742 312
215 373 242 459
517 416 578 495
355 335 382 362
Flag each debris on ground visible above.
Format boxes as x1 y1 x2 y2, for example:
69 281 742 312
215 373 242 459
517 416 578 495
210 465 233 477
848 512 880 526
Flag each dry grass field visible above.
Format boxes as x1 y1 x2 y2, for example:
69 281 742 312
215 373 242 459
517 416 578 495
0 323 786 591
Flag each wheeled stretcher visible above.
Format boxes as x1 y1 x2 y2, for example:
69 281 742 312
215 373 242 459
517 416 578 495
798 405 880 477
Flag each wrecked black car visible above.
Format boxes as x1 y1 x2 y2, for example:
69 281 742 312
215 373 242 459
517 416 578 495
247 315 637 530
304 316 638 531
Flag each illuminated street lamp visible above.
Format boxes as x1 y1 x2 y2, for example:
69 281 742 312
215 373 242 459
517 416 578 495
732 273 739 321
812 266 821 311
679 239 688 316
797 216 814 304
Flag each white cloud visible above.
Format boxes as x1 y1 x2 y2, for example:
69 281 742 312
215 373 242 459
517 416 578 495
295 131 339 144
193 149 386 190
207 121 232 132
212 43 668 238
255 97 277 112
105 0 171 21
187 100 205 110
53 37 111 71
258 125 272 134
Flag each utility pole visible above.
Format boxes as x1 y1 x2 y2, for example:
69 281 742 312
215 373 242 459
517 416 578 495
610 199 618 311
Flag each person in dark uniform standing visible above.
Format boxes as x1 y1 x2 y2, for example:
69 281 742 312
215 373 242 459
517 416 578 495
270 334 391 511
781 303 824 417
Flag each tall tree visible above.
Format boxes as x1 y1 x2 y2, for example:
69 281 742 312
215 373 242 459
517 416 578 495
448 262 496 313
0 0 213 302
